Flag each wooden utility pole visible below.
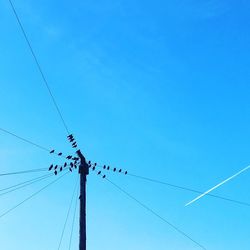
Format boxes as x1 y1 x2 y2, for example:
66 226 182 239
77 150 89 250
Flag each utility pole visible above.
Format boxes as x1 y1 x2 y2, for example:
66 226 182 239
77 150 89 250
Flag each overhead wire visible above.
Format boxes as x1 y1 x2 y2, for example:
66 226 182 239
0 171 69 219
126 173 250 208
105 177 207 250
68 186 79 250
0 167 48 177
7 0 70 135
0 173 53 197
57 174 79 250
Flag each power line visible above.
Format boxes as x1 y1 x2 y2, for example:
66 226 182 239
0 171 69 219
7 0 70 135
0 167 48 177
0 173 53 197
58 175 78 250
106 178 207 250
0 127 50 152
127 173 250 208
68 186 79 250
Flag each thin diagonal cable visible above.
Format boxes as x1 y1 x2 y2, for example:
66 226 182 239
105 178 207 250
0 173 53 197
58 175 78 250
0 171 69 219
7 0 70 134
0 127 50 152
68 186 79 250
0 168 48 177
127 173 250 208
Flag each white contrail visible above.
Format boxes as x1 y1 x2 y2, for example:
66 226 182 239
185 165 250 207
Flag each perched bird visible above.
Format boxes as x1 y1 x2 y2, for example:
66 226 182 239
70 138 74 143
103 165 106 169
125 171 128 175
74 165 77 169
97 171 101 175
103 175 106 178
119 169 122 173
69 168 72 172
88 161 91 165
58 152 62 156
48 164 53 171
67 134 73 139
64 162 67 167
54 170 57 175
72 142 77 146
73 145 77 148
94 163 97 166
92 167 96 171
60 167 63 172
54 165 58 170
113 168 116 172
66 155 72 160
70 162 74 167
50 149 55 154
107 166 110 170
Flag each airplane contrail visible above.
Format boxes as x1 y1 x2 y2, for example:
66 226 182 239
185 165 250 207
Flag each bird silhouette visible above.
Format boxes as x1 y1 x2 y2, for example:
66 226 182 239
73 145 77 148
54 165 58 170
92 167 96 171
97 171 101 175
94 163 97 166
69 168 72 172
125 171 128 175
64 162 67 167
70 162 74 167
103 175 106 178
119 169 122 173
113 168 116 172
107 166 110 170
60 167 63 172
67 134 73 139
58 152 62 156
50 150 55 154
66 155 72 160
54 171 57 175
48 164 53 171
103 165 106 169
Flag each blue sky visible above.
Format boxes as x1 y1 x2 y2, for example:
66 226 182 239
1 0 250 249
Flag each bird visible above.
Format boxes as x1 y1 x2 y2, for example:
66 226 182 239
48 164 53 171
119 169 122 173
50 149 55 154
60 167 63 172
103 175 106 178
58 152 62 156
125 171 128 175
70 138 74 142
54 171 57 175
88 161 91 165
64 162 67 167
73 145 77 148
97 171 101 175
67 134 73 139
103 165 106 169
107 166 110 170
54 165 58 170
94 163 97 166
72 142 77 146
92 167 96 171
66 155 72 160
69 168 72 172
70 162 74 167
113 168 116 172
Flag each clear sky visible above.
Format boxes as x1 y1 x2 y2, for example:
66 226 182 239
1 0 250 249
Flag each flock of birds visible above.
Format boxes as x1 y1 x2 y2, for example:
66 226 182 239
47 134 128 178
